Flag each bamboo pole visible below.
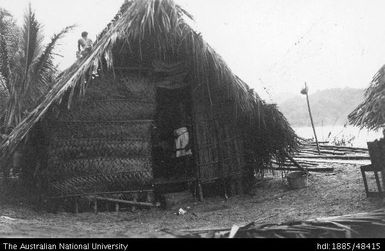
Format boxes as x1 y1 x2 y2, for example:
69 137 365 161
74 197 79 214
294 155 369 160
284 153 309 174
190 86 204 201
302 144 368 152
302 83 320 155
213 119 228 200
87 195 156 207
269 167 333 172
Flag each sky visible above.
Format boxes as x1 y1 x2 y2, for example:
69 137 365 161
2 0 385 102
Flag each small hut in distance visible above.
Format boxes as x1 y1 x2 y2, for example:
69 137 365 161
0 0 298 207
349 64 385 195
349 65 385 131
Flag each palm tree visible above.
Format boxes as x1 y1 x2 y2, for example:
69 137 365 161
0 4 73 133
0 4 73 182
0 8 19 132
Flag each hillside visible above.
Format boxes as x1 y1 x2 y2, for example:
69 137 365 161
277 88 364 127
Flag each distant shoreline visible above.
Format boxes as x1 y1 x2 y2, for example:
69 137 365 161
293 125 382 148
290 123 347 127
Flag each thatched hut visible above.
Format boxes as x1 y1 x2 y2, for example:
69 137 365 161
349 65 385 130
349 65 385 196
0 0 297 203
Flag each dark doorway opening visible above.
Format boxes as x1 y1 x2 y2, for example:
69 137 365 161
152 86 195 189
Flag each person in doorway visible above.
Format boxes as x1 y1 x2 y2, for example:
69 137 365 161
173 103 193 178
174 126 192 158
174 103 192 157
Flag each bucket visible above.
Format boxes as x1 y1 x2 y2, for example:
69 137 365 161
286 171 308 189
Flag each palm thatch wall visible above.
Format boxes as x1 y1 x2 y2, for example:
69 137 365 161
0 0 298 195
349 65 385 130
44 73 155 196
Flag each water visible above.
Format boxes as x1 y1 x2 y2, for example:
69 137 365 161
294 125 383 148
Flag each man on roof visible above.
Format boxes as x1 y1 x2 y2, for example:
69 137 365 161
77 31 93 59
77 31 99 77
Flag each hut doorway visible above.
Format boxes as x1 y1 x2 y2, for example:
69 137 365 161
153 86 195 187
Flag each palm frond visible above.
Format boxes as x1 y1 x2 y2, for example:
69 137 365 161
28 25 75 106
21 4 43 74
172 209 385 238
0 33 10 90
0 8 20 90
0 73 8 124
2 4 44 129
20 4 43 100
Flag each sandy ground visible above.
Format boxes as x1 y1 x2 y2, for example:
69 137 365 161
0 163 383 238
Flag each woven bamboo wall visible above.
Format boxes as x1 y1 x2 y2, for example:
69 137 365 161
46 73 156 196
192 85 245 183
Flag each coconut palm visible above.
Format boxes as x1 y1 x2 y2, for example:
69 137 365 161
0 5 73 184
0 4 73 134
0 8 19 130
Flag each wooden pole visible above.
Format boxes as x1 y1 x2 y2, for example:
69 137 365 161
205 80 227 200
303 83 320 155
213 119 228 200
270 167 333 172
87 195 156 207
74 197 79 214
285 153 308 174
190 86 204 201
93 199 98 214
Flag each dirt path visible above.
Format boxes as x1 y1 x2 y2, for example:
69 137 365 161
0 163 383 238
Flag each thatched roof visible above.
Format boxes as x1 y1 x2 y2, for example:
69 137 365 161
0 0 298 165
349 65 385 130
